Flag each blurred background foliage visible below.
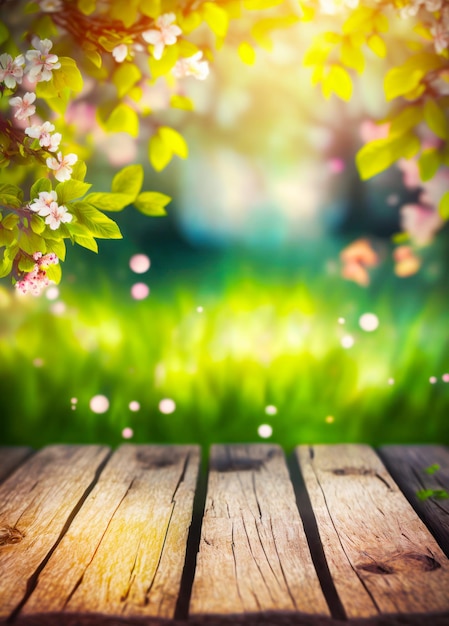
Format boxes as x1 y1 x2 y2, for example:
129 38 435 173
1 9 448 449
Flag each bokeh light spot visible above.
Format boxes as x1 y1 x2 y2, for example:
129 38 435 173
338 317 345 325
388 378 395 385
50 301 66 315
122 427 134 439
429 376 437 384
129 401 140 412
341 335 354 349
196 306 204 313
159 398 176 414
443 373 449 383
258 424 273 438
325 415 334 424
359 313 379 332
89 394 109 413
131 283 149 300
265 405 278 415
46 286 59 300
33 358 44 367
129 254 150 274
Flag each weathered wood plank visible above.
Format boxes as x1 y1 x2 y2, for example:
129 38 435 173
379 445 449 557
0 447 33 483
0 445 110 621
19 445 200 624
295 444 449 621
189 444 330 623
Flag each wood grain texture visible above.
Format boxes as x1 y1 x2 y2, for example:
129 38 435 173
20 445 200 623
189 444 330 622
0 447 33 483
0 445 110 620
295 444 449 620
379 445 449 557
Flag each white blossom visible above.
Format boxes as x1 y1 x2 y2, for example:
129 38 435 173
46 151 78 181
9 92 36 120
25 37 61 82
0 53 25 89
142 13 182 61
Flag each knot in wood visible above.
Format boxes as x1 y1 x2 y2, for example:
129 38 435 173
0 525 24 546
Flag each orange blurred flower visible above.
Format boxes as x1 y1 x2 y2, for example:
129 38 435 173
393 246 421 277
340 238 378 286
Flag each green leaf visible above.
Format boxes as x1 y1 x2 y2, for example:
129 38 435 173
322 65 352 101
112 164 143 199
0 226 17 247
30 214 46 234
44 236 66 261
18 254 36 273
418 149 440 181
134 191 171 216
0 193 22 209
439 191 449 219
149 134 172 172
0 251 13 278
159 126 188 158
0 183 23 202
356 133 420 180
2 213 20 230
424 464 440 475
54 56 84 93
71 233 98 253
46 261 62 284
340 40 364 73
104 103 139 137
384 67 423 101
417 489 449 501
55 180 92 204
70 202 122 239
148 43 178 78
18 230 46 255
84 191 133 211
424 99 448 140
71 161 87 182
30 178 52 201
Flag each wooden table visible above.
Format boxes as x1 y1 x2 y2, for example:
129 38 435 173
1 444 448 625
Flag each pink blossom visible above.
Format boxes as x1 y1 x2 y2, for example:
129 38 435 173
341 261 370 287
340 238 378 287
397 158 421 189
9 92 36 120
46 151 78 181
359 120 390 143
25 121 61 151
29 190 58 214
0 53 25 89
173 51 209 80
25 37 61 82
142 13 182 61
15 252 59 296
431 22 449 55
400 203 443 246
112 44 128 63
42 202 72 230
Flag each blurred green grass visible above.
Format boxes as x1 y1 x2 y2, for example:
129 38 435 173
1 251 448 450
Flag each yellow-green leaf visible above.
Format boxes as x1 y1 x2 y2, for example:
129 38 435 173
424 99 448 139
323 65 352 101
170 94 194 110
45 237 66 261
159 126 188 158
202 2 229 38
46 261 62 284
340 40 364 73
356 133 420 180
104 103 139 137
112 164 143 199
149 134 172 172
389 105 423 137
384 67 423 101
113 63 142 98
367 34 386 58
134 191 171 216
418 149 440 181
439 191 449 219
238 42 256 65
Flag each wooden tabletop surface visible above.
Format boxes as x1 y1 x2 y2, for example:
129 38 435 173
0 443 448 625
